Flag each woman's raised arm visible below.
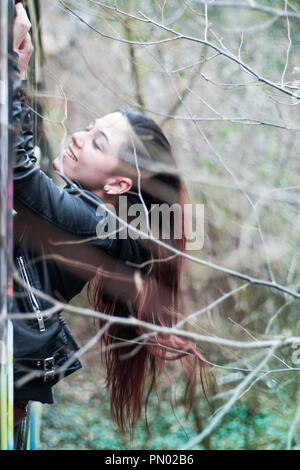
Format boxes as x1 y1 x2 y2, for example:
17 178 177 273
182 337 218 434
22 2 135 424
13 2 33 80
11 10 111 245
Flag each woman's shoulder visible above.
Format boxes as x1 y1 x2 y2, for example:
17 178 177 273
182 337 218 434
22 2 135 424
63 180 152 270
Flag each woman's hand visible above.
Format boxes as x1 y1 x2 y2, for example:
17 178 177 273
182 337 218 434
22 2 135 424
13 3 33 80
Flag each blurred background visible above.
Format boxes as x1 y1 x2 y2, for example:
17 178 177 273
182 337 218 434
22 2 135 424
24 0 300 450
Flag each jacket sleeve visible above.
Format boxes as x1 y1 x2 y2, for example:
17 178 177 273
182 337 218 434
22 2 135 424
12 51 37 179
11 51 111 242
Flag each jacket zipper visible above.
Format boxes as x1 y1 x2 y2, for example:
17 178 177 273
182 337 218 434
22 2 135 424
16 255 46 332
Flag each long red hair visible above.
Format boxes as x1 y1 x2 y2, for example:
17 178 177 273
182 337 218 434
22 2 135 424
87 109 209 434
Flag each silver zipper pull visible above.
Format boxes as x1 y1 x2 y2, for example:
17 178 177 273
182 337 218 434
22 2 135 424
17 256 46 333
36 311 46 333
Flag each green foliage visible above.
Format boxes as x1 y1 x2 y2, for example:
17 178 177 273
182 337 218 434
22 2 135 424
37 0 300 452
40 371 203 450
40 369 300 450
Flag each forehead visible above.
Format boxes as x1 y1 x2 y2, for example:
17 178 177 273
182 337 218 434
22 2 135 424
93 112 129 150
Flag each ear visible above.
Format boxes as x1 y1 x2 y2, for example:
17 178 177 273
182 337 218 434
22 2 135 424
103 176 133 195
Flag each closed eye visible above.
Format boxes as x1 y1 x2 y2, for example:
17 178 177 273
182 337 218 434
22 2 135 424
84 121 109 151
83 128 102 150
93 139 103 151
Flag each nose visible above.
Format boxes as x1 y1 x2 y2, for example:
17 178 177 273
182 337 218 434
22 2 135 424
72 132 84 149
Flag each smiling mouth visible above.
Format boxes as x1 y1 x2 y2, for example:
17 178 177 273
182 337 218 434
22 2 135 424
64 146 78 162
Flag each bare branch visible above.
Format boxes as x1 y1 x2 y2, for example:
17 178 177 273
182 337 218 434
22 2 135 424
192 0 300 20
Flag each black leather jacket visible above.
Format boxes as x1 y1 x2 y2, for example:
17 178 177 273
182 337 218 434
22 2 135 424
12 52 145 404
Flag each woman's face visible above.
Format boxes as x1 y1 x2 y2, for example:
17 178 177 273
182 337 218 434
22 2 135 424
53 112 130 191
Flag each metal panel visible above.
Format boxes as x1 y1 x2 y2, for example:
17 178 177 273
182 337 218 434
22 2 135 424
0 0 15 451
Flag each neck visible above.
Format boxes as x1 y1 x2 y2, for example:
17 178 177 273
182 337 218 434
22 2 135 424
92 188 118 207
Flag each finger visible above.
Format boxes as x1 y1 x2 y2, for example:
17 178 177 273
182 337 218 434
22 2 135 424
13 4 32 51
18 34 34 80
15 2 31 29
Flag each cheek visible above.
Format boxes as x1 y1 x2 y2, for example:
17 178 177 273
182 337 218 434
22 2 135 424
92 154 118 177
78 153 119 189
79 162 106 189
103 153 119 173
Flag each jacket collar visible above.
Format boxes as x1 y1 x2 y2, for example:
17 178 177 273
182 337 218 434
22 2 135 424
56 172 83 192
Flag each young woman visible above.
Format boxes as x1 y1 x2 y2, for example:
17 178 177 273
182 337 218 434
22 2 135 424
12 4 208 434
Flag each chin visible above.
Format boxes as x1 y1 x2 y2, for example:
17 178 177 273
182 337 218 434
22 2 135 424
52 157 71 177
52 157 60 171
